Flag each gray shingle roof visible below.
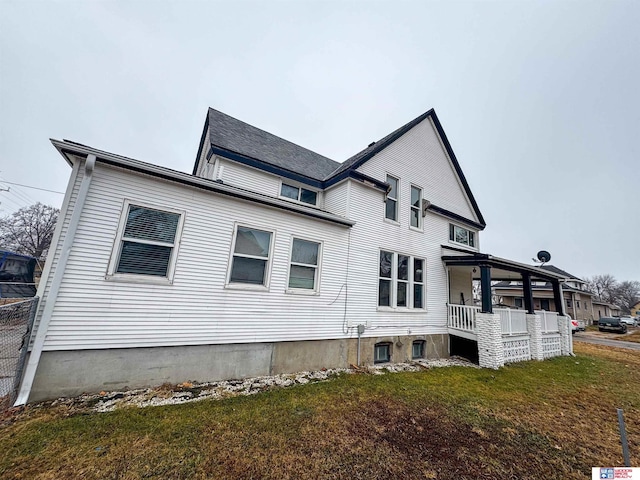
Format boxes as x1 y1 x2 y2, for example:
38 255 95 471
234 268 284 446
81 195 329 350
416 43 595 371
539 265 584 281
207 108 340 181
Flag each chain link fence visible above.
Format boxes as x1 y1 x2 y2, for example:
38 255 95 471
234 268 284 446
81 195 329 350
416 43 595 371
0 297 39 410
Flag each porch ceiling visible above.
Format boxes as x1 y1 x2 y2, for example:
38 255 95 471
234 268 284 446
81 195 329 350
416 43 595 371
441 247 567 282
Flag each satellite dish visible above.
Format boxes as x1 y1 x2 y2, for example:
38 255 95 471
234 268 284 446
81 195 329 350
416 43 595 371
536 250 551 263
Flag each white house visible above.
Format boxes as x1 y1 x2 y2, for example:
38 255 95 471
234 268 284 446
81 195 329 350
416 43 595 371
17 108 572 404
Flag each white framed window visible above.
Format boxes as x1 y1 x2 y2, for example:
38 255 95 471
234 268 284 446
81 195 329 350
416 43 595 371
410 185 422 229
227 225 274 288
287 238 322 293
385 174 399 222
280 182 318 206
449 224 475 248
108 201 185 283
378 250 426 309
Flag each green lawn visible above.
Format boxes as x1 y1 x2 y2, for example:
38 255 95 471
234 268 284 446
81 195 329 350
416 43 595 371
1 342 638 479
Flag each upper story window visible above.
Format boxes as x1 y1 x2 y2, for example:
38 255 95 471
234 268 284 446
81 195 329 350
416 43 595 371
288 238 321 292
385 175 399 221
410 185 422 229
228 225 273 287
449 224 475 248
280 182 318 206
109 202 184 282
378 250 425 309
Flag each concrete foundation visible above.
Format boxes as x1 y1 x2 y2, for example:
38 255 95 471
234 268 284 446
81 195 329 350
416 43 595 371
28 334 450 403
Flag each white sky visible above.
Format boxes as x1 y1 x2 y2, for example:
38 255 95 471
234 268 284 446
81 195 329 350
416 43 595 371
1 0 638 282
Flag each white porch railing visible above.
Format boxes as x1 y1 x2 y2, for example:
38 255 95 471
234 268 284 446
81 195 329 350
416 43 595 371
495 308 528 335
536 310 559 333
448 304 480 333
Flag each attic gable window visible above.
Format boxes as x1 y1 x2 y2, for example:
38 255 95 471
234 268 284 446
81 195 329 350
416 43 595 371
449 224 475 248
109 202 184 283
280 183 318 206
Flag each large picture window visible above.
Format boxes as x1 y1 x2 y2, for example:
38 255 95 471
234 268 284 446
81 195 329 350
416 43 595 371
378 250 425 309
228 226 273 286
449 224 475 248
111 202 183 281
288 238 321 291
385 175 399 221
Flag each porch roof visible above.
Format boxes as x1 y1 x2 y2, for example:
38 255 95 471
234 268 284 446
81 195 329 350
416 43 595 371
441 245 567 282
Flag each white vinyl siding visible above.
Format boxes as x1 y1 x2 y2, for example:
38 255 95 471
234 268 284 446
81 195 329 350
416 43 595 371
37 163 351 351
356 117 479 223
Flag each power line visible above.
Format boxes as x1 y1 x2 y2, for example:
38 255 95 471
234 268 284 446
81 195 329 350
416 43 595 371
0 180 65 195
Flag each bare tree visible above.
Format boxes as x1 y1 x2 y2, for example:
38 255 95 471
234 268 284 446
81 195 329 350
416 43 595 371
0 203 59 260
614 281 640 315
586 274 618 303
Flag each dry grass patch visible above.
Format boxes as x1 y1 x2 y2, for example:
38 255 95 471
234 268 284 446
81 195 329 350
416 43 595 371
1 344 638 479
614 330 640 343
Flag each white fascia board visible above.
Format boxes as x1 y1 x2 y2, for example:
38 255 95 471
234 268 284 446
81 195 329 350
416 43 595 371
51 140 355 228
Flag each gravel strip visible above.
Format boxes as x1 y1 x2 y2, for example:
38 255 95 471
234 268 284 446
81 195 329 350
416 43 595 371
44 356 478 413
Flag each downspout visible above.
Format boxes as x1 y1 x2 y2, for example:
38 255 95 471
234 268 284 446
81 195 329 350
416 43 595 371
15 154 96 405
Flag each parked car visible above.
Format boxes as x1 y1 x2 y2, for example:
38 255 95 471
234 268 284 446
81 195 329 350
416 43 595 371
598 317 628 334
619 316 638 327
567 315 584 334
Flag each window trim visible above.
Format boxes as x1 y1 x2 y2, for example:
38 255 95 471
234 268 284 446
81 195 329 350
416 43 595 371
106 200 185 285
449 223 476 248
377 250 427 311
409 184 423 231
384 174 399 223
279 181 319 207
225 222 276 291
285 236 323 295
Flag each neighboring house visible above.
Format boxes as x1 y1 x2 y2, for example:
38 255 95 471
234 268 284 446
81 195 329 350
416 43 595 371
16 108 572 404
493 265 596 324
630 301 640 318
592 300 621 319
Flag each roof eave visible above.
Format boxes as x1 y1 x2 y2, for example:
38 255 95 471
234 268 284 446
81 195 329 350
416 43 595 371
51 139 355 228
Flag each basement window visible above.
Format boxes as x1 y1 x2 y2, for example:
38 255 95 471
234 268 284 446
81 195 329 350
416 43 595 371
412 340 425 359
374 343 391 363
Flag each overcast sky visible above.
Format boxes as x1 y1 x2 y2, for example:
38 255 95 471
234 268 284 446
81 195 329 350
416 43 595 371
1 0 638 282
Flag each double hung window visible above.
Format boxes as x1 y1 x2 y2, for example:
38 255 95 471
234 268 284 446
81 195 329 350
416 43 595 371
385 175 399 221
288 238 321 292
449 224 475 247
280 183 318 206
410 186 422 229
378 250 425 309
228 226 273 286
110 202 183 281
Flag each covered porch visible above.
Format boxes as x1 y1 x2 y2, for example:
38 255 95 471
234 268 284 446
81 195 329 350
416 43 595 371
442 247 573 368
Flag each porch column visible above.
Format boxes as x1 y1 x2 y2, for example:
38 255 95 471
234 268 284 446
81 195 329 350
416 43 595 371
552 280 565 316
480 264 492 313
522 272 534 314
